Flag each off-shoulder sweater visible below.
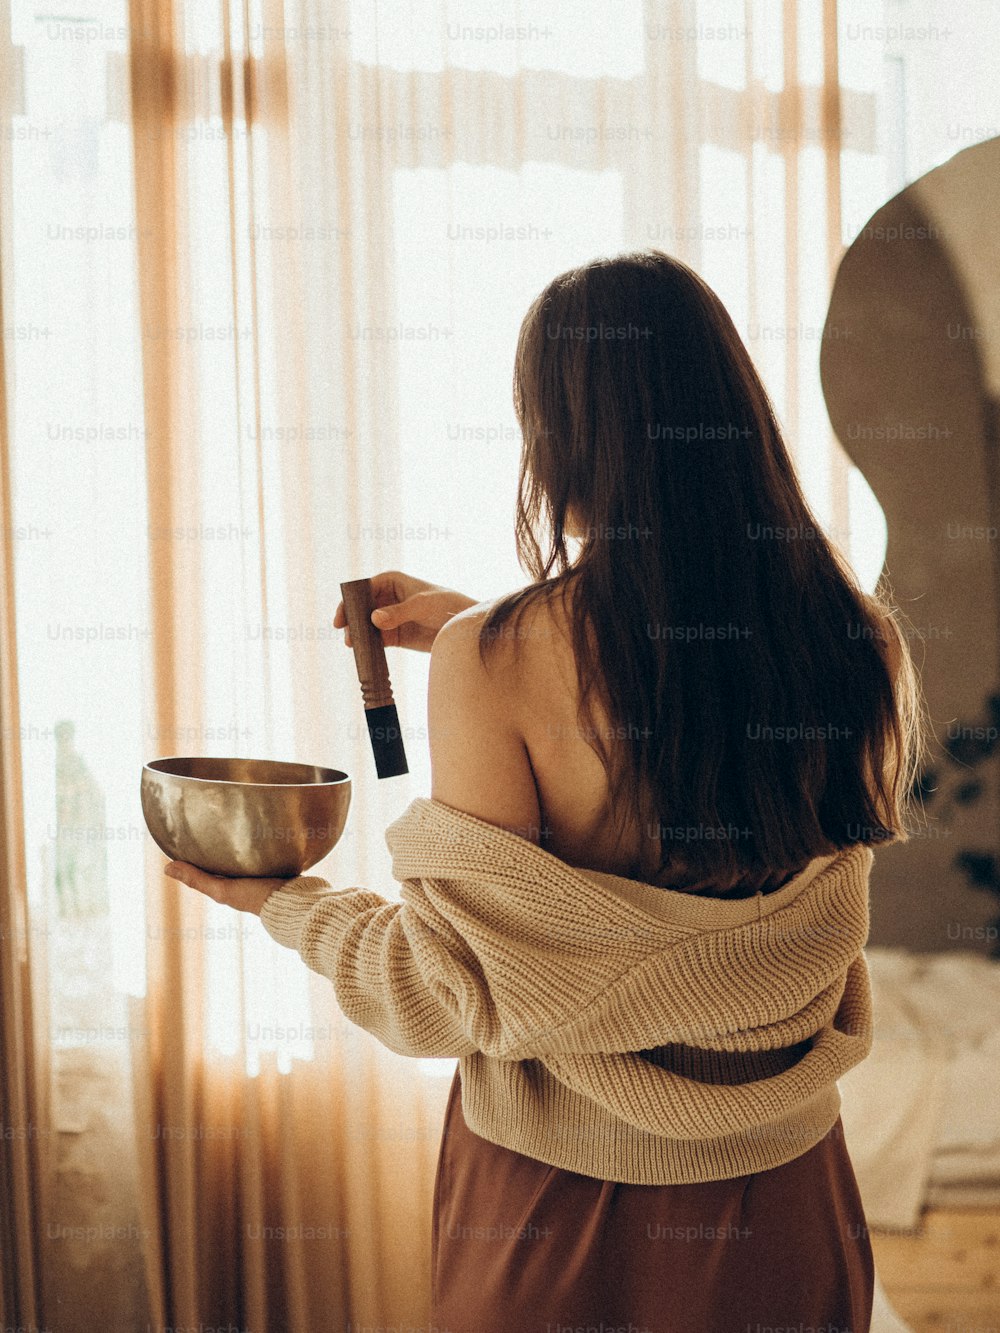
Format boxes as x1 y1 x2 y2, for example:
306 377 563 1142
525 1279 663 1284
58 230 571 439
258 796 875 1185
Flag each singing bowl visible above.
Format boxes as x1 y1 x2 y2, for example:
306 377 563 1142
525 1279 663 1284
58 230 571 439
141 756 351 877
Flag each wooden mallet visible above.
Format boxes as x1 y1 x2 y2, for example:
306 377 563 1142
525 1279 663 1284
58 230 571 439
340 576 409 780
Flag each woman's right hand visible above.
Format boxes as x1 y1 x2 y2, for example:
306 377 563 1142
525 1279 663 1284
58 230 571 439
333 571 479 653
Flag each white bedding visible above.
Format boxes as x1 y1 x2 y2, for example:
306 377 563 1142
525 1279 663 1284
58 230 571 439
838 946 1000 1232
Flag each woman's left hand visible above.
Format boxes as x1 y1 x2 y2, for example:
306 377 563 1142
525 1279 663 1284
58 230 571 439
163 860 291 916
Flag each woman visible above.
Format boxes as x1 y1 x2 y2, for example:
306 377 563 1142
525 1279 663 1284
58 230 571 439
166 250 925 1332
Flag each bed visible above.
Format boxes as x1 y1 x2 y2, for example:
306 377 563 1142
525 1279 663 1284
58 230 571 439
837 946 1000 1330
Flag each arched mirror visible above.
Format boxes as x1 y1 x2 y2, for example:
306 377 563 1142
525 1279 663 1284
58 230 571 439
823 134 1000 956
825 138 1000 1315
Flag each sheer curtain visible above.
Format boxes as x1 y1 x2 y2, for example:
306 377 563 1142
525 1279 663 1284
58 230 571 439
0 19 46 1320
1 0 900 1327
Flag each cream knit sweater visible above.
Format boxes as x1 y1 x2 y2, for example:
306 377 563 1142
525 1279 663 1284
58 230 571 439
259 796 875 1185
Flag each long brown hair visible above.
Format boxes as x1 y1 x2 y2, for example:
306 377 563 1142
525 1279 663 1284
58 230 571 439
479 249 926 887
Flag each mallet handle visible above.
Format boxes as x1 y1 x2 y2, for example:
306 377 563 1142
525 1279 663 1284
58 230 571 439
340 577 409 779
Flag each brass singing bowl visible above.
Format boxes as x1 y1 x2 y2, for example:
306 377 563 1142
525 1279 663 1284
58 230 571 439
141 756 352 877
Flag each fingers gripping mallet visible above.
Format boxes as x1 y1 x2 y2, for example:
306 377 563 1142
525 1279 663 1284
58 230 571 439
340 577 409 779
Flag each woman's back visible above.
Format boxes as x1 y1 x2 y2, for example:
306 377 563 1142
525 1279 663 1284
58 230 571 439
435 586 879 1333
507 579 896 898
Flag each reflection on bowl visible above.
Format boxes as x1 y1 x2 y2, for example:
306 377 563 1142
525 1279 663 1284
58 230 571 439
140 756 351 877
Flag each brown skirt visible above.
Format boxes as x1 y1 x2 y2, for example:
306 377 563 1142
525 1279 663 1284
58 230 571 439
431 1066 874 1333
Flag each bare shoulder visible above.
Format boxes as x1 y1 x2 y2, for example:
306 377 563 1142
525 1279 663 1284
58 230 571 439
439 584 571 665
426 597 542 839
430 597 521 677
484 582 580 697
429 584 581 752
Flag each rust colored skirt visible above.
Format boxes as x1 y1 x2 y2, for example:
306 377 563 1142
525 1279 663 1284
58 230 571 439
431 1067 874 1333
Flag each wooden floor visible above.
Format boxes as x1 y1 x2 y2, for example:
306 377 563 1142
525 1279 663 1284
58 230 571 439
871 1208 1000 1329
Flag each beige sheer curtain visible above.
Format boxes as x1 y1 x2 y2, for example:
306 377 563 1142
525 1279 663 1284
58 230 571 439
0 57 45 1330
126 1 448 1326
0 0 860 1328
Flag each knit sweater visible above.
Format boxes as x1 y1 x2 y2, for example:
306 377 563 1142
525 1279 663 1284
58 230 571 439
259 796 875 1185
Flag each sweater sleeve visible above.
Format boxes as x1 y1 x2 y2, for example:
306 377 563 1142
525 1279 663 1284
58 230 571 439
258 876 480 1060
